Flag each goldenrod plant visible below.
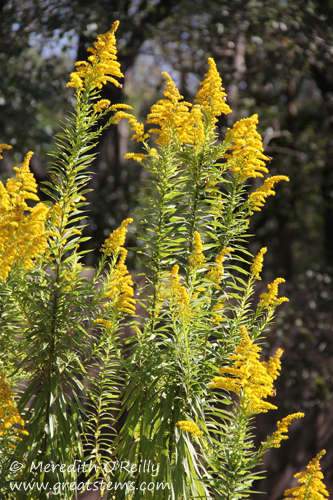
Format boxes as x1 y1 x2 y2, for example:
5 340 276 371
283 450 329 500
0 22 328 500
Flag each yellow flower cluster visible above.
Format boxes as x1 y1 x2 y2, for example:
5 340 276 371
59 261 83 292
6 151 39 202
124 153 148 163
250 247 267 280
210 325 283 415
248 175 290 212
108 108 150 162
100 218 133 257
0 150 50 281
225 115 270 180
152 289 164 319
117 57 232 156
0 143 12 159
49 202 63 225
65 23 150 160
113 109 149 144
146 72 193 146
188 231 205 269
259 278 289 309
176 420 203 438
104 248 136 315
264 412 304 448
170 264 191 318
93 99 111 112
284 450 329 500
0 372 28 442
66 21 124 91
211 298 227 325
188 105 205 147
206 247 233 286
194 57 232 125
101 219 135 315
142 58 231 149
95 318 113 329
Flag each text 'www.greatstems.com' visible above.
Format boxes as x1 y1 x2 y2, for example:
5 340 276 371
10 479 171 495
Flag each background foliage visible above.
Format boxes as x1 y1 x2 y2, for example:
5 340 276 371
1 0 333 497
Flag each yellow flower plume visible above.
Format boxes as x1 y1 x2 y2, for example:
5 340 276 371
195 57 232 125
66 21 124 91
100 218 133 257
263 412 304 448
283 450 329 500
0 143 12 159
101 219 136 315
188 104 206 147
225 114 270 180
210 325 283 415
93 99 111 112
211 298 227 325
103 248 136 315
206 247 233 286
250 247 267 280
146 72 193 146
188 231 205 269
0 151 51 281
259 278 289 309
248 175 289 212
169 264 191 318
177 420 203 438
0 372 28 443
109 107 149 162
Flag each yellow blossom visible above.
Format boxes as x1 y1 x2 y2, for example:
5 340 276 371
0 372 28 443
100 218 133 257
100 219 135 314
169 265 191 318
188 231 205 269
263 413 305 448
210 325 283 415
194 57 232 125
8 151 39 203
283 450 329 500
248 175 290 212
189 105 206 147
66 21 123 91
177 420 203 438
206 247 233 286
0 143 12 159
225 115 270 180
259 278 289 309
112 110 149 143
0 151 51 281
211 298 227 325
95 318 113 329
104 248 136 315
250 247 267 280
111 103 133 111
128 115 149 143
93 99 111 112
124 145 158 163
147 72 193 146
49 202 62 224
123 153 149 163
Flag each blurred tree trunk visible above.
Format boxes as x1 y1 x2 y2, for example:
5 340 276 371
227 32 246 125
311 64 333 269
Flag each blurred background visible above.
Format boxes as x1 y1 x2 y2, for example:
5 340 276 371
1 0 333 498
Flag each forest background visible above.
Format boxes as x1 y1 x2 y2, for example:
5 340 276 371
0 0 333 498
